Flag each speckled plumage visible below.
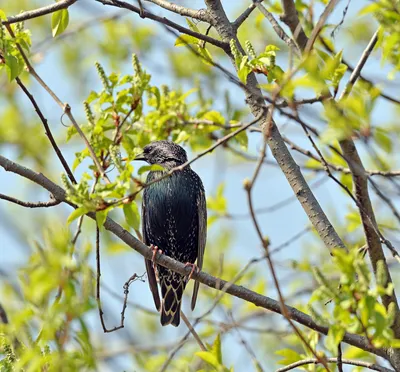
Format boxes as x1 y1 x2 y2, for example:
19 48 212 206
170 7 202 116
137 141 207 326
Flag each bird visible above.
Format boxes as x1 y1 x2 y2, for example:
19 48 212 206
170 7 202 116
135 140 207 326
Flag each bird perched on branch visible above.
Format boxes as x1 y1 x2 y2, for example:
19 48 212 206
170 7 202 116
135 140 207 326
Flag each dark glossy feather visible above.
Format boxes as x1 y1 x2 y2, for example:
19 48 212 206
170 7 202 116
143 168 205 326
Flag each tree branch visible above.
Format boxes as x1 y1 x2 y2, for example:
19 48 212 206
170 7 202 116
5 24 109 183
0 154 386 360
15 77 77 184
232 1 261 30
276 357 393 372
3 0 77 25
0 193 60 208
204 0 345 253
280 0 308 51
96 0 229 51
144 0 210 22
254 1 299 54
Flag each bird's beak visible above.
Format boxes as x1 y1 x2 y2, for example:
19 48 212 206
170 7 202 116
134 153 146 161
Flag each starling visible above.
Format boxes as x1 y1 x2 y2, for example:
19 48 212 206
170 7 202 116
135 140 207 326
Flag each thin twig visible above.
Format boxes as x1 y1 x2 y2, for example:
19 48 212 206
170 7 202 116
276 357 393 372
3 0 77 24
0 193 60 208
96 0 229 51
232 0 261 30
5 25 109 183
255 1 300 54
15 77 77 184
95 225 142 332
180 312 207 351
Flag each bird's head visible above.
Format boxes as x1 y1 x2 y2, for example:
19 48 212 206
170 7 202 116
135 140 188 168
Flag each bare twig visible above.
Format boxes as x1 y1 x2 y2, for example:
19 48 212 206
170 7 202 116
15 77 76 184
304 0 340 53
255 1 299 54
244 120 330 370
232 1 261 30
95 225 142 333
5 25 109 183
96 0 229 51
3 0 77 25
180 312 207 351
276 357 393 372
0 193 60 208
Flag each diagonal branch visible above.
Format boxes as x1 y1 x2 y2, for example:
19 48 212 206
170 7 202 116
5 25 109 183
276 357 393 372
279 1 400 351
96 0 229 51
0 193 60 208
143 0 210 22
0 154 386 360
3 0 77 25
280 0 308 51
204 0 345 253
254 1 299 54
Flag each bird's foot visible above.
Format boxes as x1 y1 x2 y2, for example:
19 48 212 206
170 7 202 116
184 262 199 281
150 244 163 272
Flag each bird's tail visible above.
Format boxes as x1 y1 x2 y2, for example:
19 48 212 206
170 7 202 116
160 273 187 327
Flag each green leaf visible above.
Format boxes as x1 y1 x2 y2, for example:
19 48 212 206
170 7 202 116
51 9 69 37
185 18 200 33
138 164 164 175
375 128 392 153
197 46 213 65
4 53 20 81
203 110 225 125
325 324 345 353
175 130 190 143
96 210 109 229
211 334 222 364
67 207 88 224
175 35 199 46
195 351 220 368
275 348 302 365
123 203 140 230
0 9 6 20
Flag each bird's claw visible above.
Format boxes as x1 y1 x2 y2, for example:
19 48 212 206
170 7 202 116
184 262 199 281
150 244 162 272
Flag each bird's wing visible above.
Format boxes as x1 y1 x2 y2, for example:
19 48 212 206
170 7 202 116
142 193 161 311
191 187 207 310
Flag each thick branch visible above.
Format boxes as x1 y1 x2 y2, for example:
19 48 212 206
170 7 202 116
280 0 400 353
204 0 345 252
144 0 210 22
337 29 400 340
0 154 385 359
280 0 308 51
